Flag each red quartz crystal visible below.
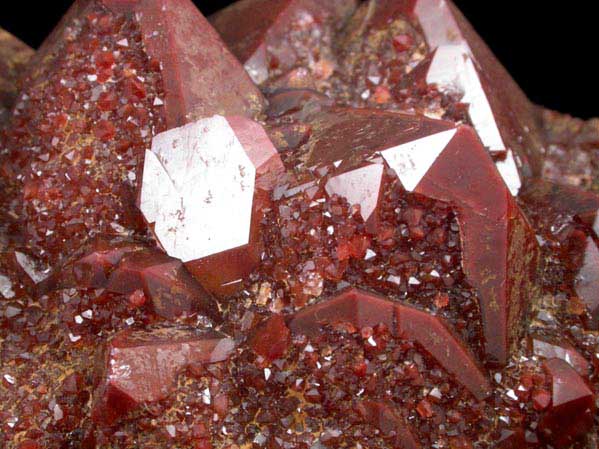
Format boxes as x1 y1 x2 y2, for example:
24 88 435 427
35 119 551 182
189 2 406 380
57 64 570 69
41 236 220 322
33 0 264 127
333 0 544 194
1 0 598 447
248 314 291 361
92 327 235 424
356 400 421 449
290 288 491 400
538 359 595 448
138 115 284 296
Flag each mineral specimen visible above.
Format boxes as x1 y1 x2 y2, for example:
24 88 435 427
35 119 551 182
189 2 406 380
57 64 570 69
0 0 597 448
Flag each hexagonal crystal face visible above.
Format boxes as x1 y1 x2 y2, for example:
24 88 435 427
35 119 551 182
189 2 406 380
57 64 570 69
141 116 257 263
140 115 283 293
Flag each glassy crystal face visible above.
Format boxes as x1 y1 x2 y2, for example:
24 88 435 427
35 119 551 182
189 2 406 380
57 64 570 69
41 235 220 321
92 327 235 424
1 0 598 448
529 335 591 377
538 359 595 448
139 115 284 295
399 0 542 195
329 0 545 196
289 288 491 400
266 105 539 365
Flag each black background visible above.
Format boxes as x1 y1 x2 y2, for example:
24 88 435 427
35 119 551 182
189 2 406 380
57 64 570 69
1 1 596 119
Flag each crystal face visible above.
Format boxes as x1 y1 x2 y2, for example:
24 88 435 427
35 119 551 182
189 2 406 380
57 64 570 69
399 0 537 196
538 359 595 448
140 115 284 295
210 0 358 84
269 106 539 365
92 327 235 424
1 0 598 448
289 288 491 400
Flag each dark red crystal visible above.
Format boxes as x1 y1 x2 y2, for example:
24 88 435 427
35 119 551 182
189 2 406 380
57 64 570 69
92 327 234 424
290 288 491 400
538 359 595 448
356 400 421 449
248 314 291 361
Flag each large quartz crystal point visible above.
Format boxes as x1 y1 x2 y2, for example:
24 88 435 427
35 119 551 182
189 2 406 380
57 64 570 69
3 0 264 268
210 0 358 84
409 125 540 365
299 108 540 365
139 115 285 295
31 0 264 127
339 0 546 195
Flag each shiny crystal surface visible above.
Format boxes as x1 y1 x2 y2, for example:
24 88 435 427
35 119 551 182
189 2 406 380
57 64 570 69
289 288 491 399
92 327 234 424
538 359 595 448
266 105 539 365
140 115 284 296
1 0 598 448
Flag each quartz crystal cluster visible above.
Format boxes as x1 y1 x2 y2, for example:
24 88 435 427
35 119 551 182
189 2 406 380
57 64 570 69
1 1 598 448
